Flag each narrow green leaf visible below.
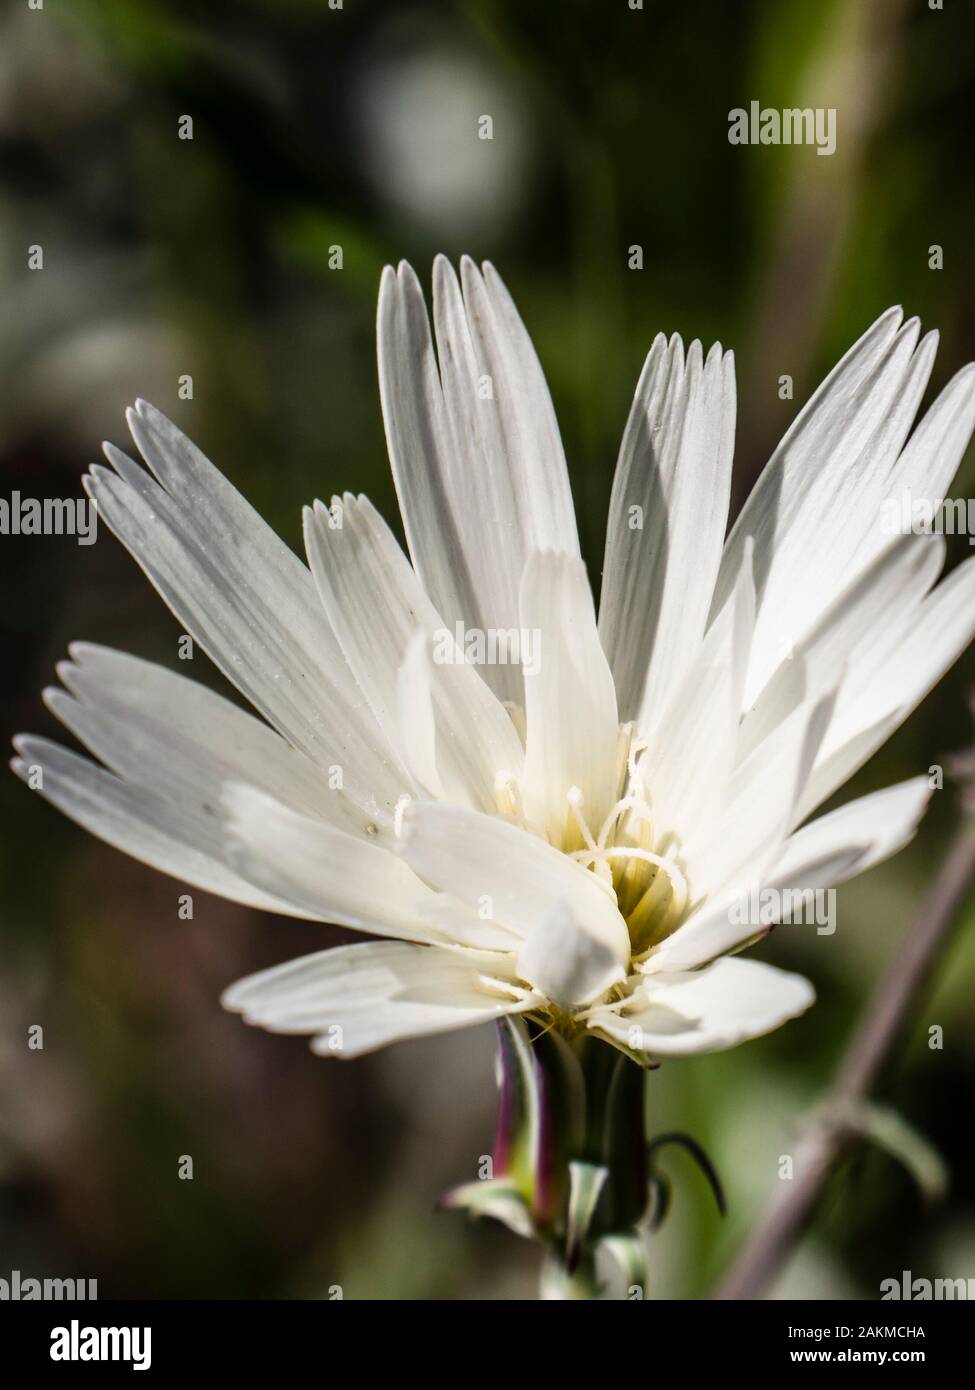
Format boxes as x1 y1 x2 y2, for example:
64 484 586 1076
646 1131 727 1218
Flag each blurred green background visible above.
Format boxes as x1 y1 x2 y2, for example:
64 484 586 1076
2 0 975 1299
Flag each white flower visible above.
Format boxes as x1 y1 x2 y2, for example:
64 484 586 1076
13 258 975 1063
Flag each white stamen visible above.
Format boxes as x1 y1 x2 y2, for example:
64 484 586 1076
627 736 650 799
393 793 412 838
566 784 599 852
595 793 654 850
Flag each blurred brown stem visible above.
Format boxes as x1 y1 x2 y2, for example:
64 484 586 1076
714 817 975 1301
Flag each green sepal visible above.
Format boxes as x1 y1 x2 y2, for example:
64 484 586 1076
530 1027 585 1233
596 1051 651 1233
597 1230 649 1299
492 1016 538 1201
565 1160 609 1271
490 1018 585 1236
437 1177 535 1241
539 1247 601 1300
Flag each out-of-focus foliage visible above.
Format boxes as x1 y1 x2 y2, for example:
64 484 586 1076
1 0 973 1298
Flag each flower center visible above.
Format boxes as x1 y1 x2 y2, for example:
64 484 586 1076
495 729 688 958
564 784 687 957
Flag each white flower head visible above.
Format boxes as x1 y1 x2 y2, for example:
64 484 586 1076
13 257 975 1063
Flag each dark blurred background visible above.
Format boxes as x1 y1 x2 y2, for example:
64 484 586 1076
2 0 974 1299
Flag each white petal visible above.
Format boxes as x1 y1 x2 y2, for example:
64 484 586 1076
224 784 516 950
646 843 864 975
827 555 975 757
590 957 814 1056
222 939 535 1058
771 776 931 884
520 551 619 846
11 736 294 914
398 800 631 966
679 687 835 901
648 746 923 977
459 259 578 548
516 900 626 1008
377 258 578 704
797 713 902 824
739 534 942 761
303 494 522 813
87 403 405 818
600 335 736 726
715 309 942 702
641 538 755 848
799 555 975 819
44 643 362 835
884 361 975 524
396 629 444 798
